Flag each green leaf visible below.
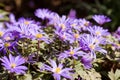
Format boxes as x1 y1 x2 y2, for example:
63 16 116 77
18 74 32 80
115 69 120 80
108 69 115 80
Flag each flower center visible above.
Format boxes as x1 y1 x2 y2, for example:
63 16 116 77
0 31 3 37
10 63 16 68
89 44 95 50
62 35 66 39
71 23 76 27
5 37 11 41
60 24 66 30
36 34 43 38
95 39 99 43
24 21 30 25
69 50 74 55
55 67 61 74
74 34 79 39
117 43 120 47
84 22 89 26
96 31 101 35
4 43 11 47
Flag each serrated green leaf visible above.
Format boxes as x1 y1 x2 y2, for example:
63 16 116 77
108 70 115 80
115 69 120 80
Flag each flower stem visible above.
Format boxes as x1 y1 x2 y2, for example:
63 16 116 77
72 58 76 68
37 40 40 61
9 73 14 80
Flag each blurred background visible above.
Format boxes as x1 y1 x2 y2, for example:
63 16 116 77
0 0 120 32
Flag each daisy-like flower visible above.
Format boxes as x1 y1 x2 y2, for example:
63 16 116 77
87 25 110 37
35 8 58 20
17 18 38 28
78 18 91 31
79 34 107 58
72 32 81 41
69 19 81 31
92 15 111 25
59 47 85 60
6 18 38 39
55 31 73 43
30 29 50 43
44 60 73 80
0 39 17 54
6 23 31 39
54 15 72 32
0 54 27 74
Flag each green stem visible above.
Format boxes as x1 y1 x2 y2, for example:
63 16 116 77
22 41 25 55
9 73 14 80
72 58 76 68
37 40 40 61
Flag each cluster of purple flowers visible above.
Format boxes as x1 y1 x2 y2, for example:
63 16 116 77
0 8 115 80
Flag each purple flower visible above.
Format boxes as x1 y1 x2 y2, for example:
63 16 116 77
59 47 85 60
0 54 27 74
69 19 81 31
44 60 73 80
92 15 111 25
17 18 39 30
78 18 91 31
87 25 110 37
54 15 72 32
68 9 76 19
9 13 16 23
35 8 58 21
79 34 107 58
113 27 120 41
55 31 73 43
72 32 81 41
30 29 50 43
0 28 7 37
6 18 39 39
6 23 31 39
81 54 93 69
0 39 17 54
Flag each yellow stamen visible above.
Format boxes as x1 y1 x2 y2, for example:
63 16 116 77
60 24 66 30
95 39 98 43
84 22 89 26
36 34 43 38
89 44 95 50
24 21 29 25
117 43 120 47
10 63 16 68
69 50 74 55
4 43 11 47
74 34 79 39
71 24 76 27
0 32 3 37
96 31 101 35
55 67 61 74
62 35 66 39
